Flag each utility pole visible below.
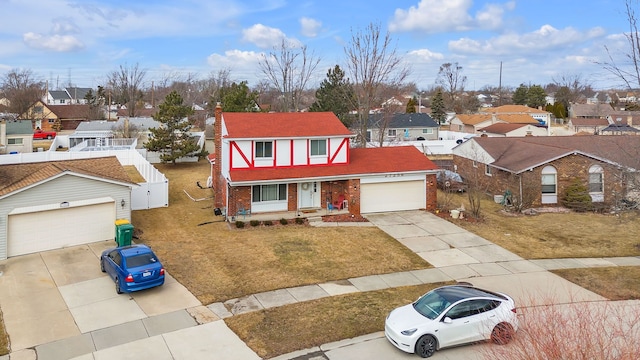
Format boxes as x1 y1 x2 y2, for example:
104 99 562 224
498 61 503 106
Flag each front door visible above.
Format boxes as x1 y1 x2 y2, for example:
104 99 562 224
299 182 317 208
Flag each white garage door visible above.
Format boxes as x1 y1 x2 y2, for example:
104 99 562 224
8 202 115 257
360 180 425 213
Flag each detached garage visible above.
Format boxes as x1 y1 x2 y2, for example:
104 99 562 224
0 157 137 260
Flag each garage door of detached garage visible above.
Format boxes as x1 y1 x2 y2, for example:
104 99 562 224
8 202 115 257
360 179 425 213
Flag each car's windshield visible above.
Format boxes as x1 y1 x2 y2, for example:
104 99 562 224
413 290 451 320
125 253 157 268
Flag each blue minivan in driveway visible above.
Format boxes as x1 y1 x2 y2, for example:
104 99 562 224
100 244 165 294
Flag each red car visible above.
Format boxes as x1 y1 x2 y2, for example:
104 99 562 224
33 129 57 140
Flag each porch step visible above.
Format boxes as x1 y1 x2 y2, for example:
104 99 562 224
306 216 324 223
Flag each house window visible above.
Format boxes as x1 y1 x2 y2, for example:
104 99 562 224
485 165 492 176
255 141 273 158
541 166 557 194
310 139 326 156
33 106 43 114
48 119 55 123
589 165 604 193
8 138 23 145
59 99 66 104
252 184 287 202
472 160 478 168
422 128 433 134
387 129 397 137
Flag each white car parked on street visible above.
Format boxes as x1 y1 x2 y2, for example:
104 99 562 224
385 284 518 358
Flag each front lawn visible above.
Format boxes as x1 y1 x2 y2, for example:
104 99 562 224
132 161 430 304
439 192 640 259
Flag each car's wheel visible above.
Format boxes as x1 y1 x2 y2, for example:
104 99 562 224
100 258 105 272
415 334 437 358
491 322 514 345
115 278 123 294
46 135 52 139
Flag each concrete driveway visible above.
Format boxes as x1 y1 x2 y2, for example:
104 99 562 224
0 240 260 360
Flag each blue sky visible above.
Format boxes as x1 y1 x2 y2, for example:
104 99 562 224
0 0 633 91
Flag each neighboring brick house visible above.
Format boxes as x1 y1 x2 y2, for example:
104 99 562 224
211 105 439 219
20 100 90 131
452 135 640 207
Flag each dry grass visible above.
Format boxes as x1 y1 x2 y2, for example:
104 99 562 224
439 192 640 259
0 309 7 356
132 161 430 304
225 283 453 359
552 267 640 300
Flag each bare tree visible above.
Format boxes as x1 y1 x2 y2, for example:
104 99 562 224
343 22 410 146
600 0 640 89
551 73 591 103
1 68 45 117
106 63 147 117
259 39 321 112
436 62 467 113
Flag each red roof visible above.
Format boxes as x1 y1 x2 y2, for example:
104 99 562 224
228 146 438 183
222 112 353 138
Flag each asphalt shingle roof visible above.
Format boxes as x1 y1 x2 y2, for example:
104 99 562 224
228 146 439 183
223 112 353 139
472 135 640 173
0 157 136 197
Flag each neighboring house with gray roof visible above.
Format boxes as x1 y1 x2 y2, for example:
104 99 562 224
1 120 33 154
0 156 137 259
453 135 640 208
43 87 93 105
70 118 162 149
367 113 439 143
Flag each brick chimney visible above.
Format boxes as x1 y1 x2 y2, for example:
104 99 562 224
213 103 225 209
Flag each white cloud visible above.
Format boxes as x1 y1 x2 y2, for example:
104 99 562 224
300 17 322 37
407 48 445 61
449 25 606 56
389 0 513 33
23 32 84 52
51 18 80 34
242 24 289 49
206 49 265 85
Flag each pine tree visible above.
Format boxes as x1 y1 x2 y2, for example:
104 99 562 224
430 89 446 124
526 85 547 109
145 91 204 164
513 84 528 105
406 96 417 113
309 65 357 126
220 81 258 112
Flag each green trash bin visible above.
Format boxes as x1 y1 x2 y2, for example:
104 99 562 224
115 219 134 247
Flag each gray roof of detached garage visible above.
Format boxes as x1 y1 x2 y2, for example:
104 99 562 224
471 135 640 173
0 157 136 197
6 120 33 135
